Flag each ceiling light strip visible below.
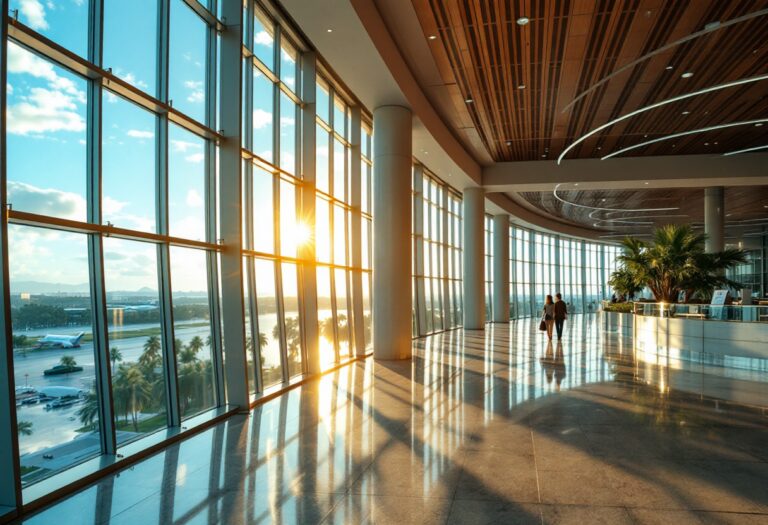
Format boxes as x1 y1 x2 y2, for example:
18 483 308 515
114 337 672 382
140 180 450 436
723 144 768 156
561 8 768 114
556 74 768 165
601 119 768 160
553 184 678 213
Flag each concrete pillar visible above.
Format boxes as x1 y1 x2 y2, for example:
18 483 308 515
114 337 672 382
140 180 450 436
492 215 510 322
705 187 724 253
463 187 485 329
372 106 412 360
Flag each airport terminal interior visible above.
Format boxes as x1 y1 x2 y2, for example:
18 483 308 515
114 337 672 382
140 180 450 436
0 0 767 523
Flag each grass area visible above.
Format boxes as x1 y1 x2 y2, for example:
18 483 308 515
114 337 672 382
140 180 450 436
115 413 167 433
20 466 41 476
13 321 211 354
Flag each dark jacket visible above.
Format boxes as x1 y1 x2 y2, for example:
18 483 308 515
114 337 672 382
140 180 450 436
554 300 568 320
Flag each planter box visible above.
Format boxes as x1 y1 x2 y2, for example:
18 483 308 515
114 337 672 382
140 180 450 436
601 310 634 336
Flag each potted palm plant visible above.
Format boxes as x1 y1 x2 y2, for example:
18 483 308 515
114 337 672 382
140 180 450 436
611 224 745 314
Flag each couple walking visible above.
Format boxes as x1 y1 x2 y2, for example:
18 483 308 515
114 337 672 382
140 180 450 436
542 293 567 340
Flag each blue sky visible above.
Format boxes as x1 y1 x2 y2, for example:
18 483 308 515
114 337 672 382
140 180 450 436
5 0 231 293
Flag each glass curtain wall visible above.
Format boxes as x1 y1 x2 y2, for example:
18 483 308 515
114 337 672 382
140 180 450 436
412 167 463 337
241 4 305 391
0 0 374 510
510 225 622 318
484 215 494 320
315 74 369 371
4 0 221 494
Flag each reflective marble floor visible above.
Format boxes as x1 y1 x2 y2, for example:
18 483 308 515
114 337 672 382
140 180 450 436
19 315 768 524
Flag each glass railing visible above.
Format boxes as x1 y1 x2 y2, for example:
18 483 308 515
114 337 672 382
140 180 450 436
632 302 768 322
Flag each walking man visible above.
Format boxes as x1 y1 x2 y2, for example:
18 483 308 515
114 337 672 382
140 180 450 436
554 293 568 340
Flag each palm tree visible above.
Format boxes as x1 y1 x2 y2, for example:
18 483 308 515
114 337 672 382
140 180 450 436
110 346 123 373
615 224 746 302
608 266 644 299
138 336 162 372
17 420 33 436
188 336 205 357
113 364 151 431
60 355 77 371
77 388 100 431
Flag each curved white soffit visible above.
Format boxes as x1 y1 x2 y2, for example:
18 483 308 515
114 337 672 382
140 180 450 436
561 8 768 114
556 73 768 165
601 118 768 160
553 183 678 213
723 144 768 156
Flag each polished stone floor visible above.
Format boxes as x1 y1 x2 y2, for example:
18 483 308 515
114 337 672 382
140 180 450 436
19 315 768 524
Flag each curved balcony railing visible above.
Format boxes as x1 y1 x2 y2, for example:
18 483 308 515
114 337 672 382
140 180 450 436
631 302 768 323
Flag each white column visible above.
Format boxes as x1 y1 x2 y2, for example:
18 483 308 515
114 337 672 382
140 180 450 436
705 186 725 253
492 214 510 322
372 106 412 360
463 187 485 329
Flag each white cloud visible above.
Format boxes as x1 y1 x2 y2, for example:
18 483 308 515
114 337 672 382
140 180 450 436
103 196 127 215
171 139 201 152
8 42 57 81
6 83 12 95
126 129 154 139
7 87 86 135
78 139 86 145
185 189 204 207
280 116 295 126
7 181 86 220
185 152 205 164
20 0 48 31
253 109 272 129
184 80 204 103
254 31 273 47
118 71 148 90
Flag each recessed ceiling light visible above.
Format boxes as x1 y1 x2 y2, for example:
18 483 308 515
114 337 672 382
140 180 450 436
601 198 607 202
518 84 525 89
465 98 474 103
644 134 648 138
506 140 512 146
541 154 547 158
428 35 437 40
516 17 530 26
681 72 694 78
714 142 718 145
644 182 649 185
574 183 579 186
681 111 690 115
596 146 601 150
704 142 709 146
327 29 333 33
665 66 673 70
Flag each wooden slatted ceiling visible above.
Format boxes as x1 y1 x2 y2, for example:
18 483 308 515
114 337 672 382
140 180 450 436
517 186 768 234
412 0 768 161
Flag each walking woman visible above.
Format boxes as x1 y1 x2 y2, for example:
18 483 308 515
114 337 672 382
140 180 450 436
542 294 556 340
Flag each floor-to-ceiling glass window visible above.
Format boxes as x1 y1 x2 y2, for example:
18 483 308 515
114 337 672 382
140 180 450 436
412 167 463 337
508 226 619 319
5 0 221 493
241 3 309 389
314 74 366 370
484 215 494 321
